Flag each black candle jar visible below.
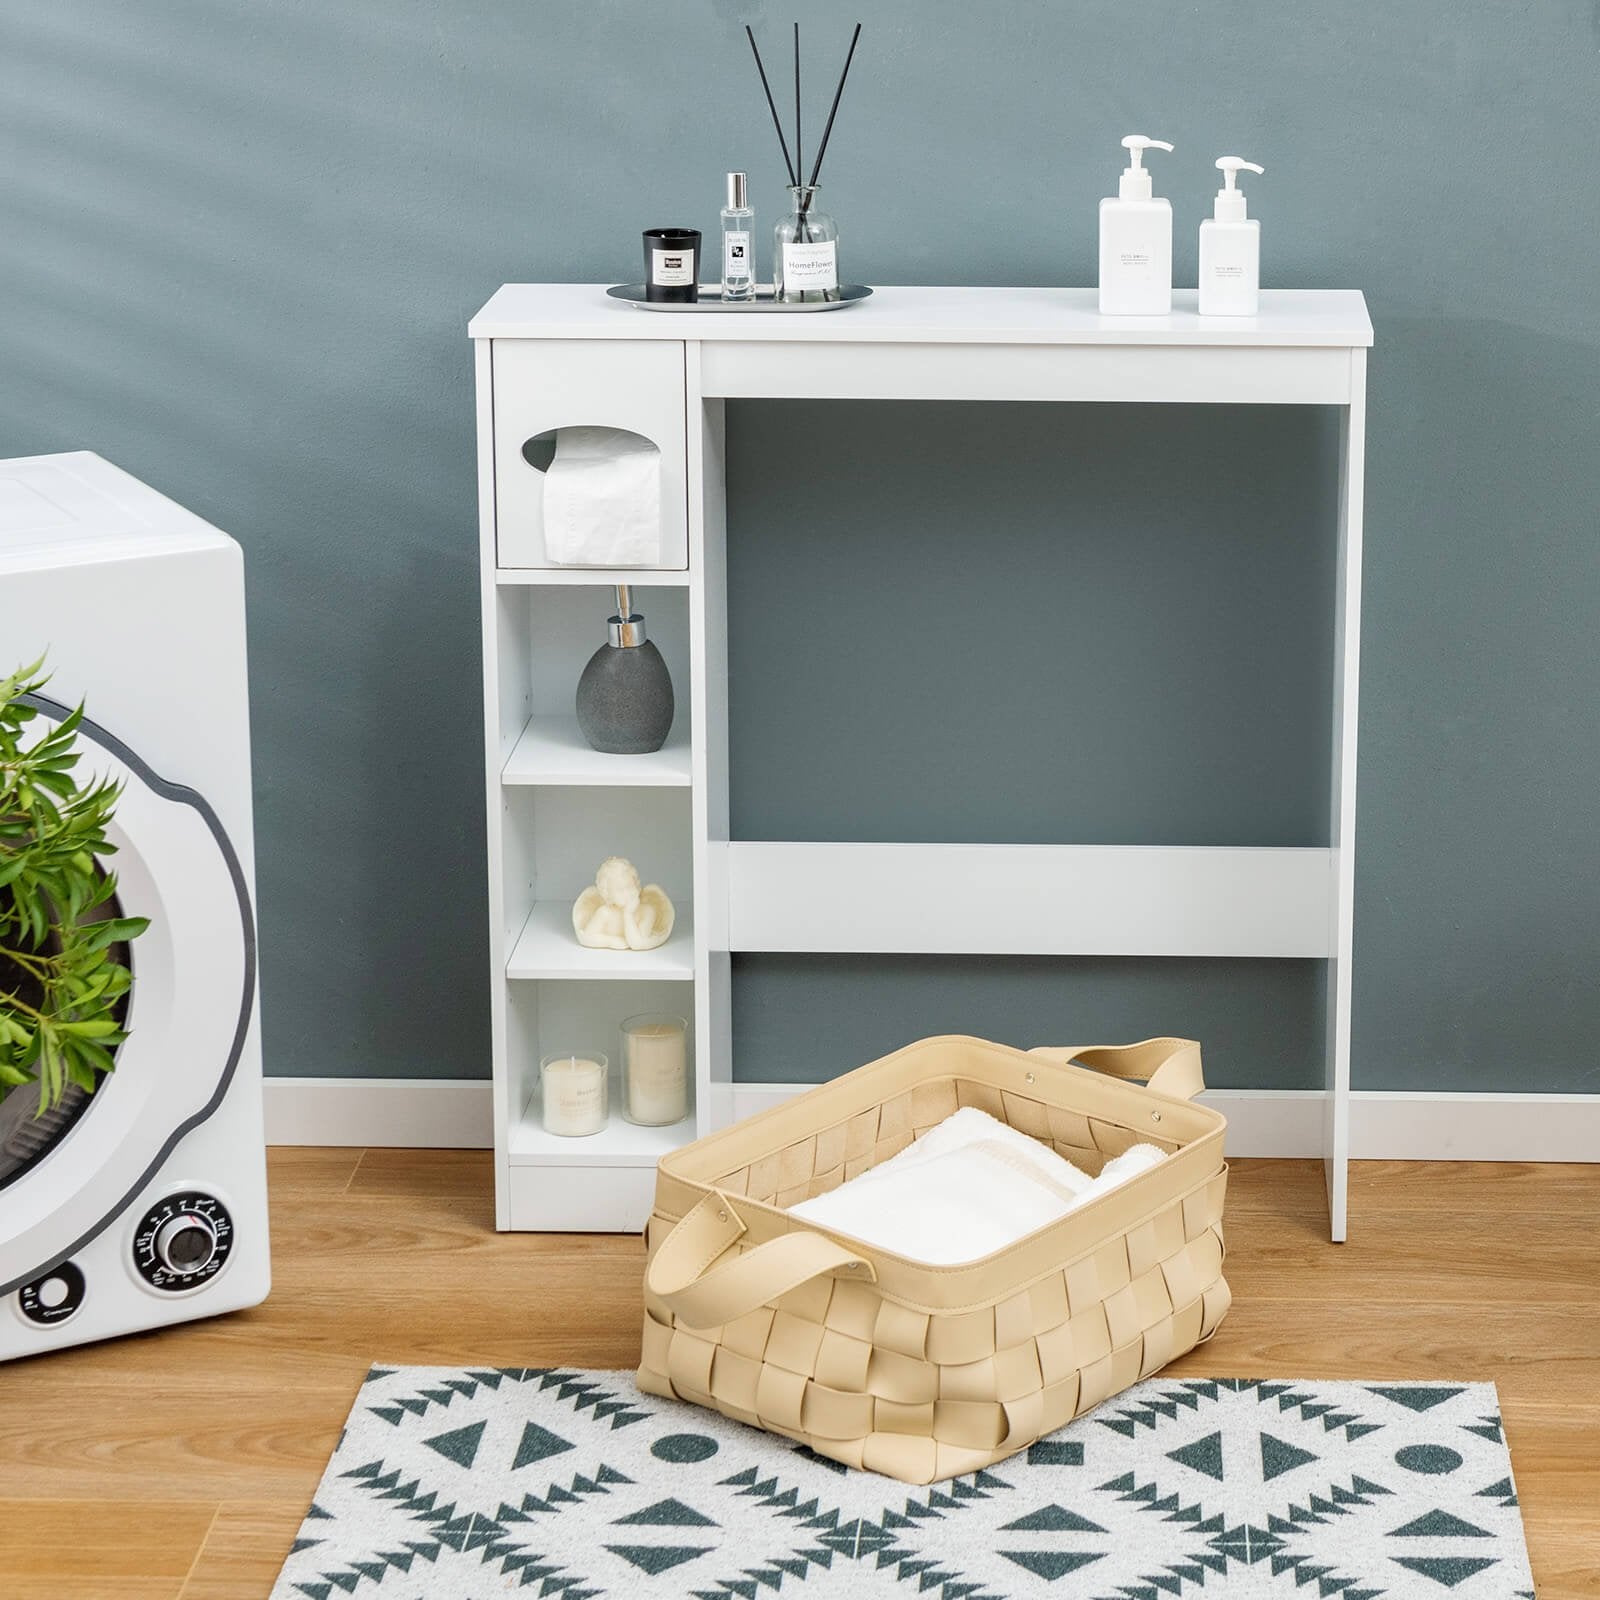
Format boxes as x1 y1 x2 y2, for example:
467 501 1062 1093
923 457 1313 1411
643 228 701 302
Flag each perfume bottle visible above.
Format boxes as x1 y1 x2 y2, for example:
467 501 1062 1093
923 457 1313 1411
774 184 839 303
720 172 755 302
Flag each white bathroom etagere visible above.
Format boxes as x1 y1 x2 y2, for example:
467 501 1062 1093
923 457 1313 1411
472 285 1373 1240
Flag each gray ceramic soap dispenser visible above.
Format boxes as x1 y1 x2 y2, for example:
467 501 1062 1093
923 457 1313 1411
575 585 675 754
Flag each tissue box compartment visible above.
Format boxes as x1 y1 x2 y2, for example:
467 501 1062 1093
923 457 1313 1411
491 338 688 570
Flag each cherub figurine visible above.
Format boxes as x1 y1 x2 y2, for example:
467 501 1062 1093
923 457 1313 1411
572 857 675 951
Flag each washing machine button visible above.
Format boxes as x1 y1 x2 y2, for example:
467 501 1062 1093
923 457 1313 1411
18 1261 86 1326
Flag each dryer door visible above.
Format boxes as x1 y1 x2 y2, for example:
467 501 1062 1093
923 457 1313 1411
0 697 255 1294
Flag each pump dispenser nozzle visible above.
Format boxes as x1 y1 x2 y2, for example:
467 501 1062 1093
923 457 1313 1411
1118 134 1174 200
1212 157 1264 222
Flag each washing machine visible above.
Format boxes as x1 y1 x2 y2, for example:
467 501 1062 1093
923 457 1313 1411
0 451 269 1359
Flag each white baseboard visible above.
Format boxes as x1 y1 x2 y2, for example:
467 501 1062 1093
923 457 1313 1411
1347 1090 1600 1161
263 1076 493 1149
263 1076 1600 1161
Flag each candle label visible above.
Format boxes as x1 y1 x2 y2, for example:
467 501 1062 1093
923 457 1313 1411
651 248 694 287
782 240 838 291
563 1079 604 1114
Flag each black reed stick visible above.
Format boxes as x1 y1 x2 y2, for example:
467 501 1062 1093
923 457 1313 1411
745 25 797 187
807 22 861 187
793 21 862 269
793 22 803 200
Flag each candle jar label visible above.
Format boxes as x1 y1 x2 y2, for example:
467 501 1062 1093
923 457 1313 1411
781 240 838 291
651 249 695 287
563 1078 604 1117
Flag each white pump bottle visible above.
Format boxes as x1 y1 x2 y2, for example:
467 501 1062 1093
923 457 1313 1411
1098 135 1175 315
1198 157 1264 315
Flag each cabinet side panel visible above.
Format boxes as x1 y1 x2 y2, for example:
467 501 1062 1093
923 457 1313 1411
689 350 730 1119
1324 349 1366 1242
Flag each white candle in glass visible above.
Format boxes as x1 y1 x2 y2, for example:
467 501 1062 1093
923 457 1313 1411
541 1052 608 1136
621 1014 688 1126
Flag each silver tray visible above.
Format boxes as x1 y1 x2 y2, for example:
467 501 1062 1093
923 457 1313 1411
607 283 872 313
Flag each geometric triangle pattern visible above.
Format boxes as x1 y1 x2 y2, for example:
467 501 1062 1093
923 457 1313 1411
421 1420 486 1469
1259 1428 1320 1481
271 1369 1536 1598
513 1420 575 1471
1167 1430 1225 1481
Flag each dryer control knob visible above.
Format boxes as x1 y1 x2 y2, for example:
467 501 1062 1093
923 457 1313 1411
156 1214 219 1274
132 1191 236 1291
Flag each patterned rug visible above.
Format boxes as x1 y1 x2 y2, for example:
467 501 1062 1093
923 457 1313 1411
272 1368 1535 1598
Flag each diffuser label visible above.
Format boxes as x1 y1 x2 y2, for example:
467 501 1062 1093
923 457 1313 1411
783 240 838 290
723 230 751 277
651 249 694 287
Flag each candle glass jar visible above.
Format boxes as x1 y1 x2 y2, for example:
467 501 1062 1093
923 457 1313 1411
540 1051 609 1137
773 186 840 304
620 1013 689 1127
642 228 701 303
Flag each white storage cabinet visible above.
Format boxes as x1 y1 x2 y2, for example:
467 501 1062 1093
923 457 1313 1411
472 285 1373 1240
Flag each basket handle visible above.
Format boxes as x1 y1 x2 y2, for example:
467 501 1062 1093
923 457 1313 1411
646 1192 876 1330
1027 1036 1204 1102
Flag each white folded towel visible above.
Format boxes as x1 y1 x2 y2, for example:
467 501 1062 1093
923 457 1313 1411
542 426 662 566
789 1108 1166 1265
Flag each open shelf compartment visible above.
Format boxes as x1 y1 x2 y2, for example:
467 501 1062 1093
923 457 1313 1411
490 583 691 775
502 979 697 1172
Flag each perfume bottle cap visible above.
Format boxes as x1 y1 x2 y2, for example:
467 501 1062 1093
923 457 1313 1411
1212 156 1264 222
1118 135 1173 200
726 171 749 209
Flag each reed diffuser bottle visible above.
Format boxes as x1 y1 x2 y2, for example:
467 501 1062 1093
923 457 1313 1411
744 20 861 304
775 186 839 303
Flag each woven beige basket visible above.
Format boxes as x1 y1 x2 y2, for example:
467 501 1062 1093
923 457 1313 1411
637 1034 1230 1484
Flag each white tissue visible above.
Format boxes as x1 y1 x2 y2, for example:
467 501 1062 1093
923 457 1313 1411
542 427 661 567
788 1108 1168 1265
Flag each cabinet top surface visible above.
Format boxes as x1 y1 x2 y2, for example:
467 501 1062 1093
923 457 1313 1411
469 285 1373 347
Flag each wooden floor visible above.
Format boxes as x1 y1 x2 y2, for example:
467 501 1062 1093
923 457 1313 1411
1 1151 1595 1598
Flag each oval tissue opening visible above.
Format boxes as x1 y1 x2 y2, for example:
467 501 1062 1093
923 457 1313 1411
521 432 559 473
522 425 657 475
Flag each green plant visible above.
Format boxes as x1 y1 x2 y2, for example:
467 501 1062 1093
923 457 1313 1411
0 660 148 1113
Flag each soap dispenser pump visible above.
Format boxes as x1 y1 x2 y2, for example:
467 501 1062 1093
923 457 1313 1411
1199 157 1265 316
1098 135 1175 315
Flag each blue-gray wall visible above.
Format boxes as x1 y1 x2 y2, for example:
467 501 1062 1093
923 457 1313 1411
2 2 1595 1091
